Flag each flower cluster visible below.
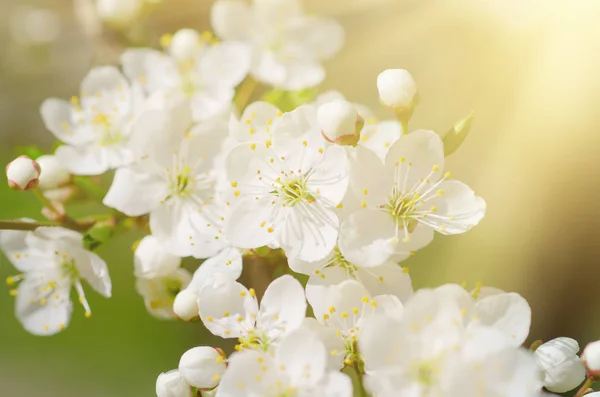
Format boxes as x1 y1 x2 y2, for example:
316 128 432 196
1 0 595 396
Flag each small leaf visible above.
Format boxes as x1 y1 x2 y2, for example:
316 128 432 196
442 111 474 157
82 220 116 251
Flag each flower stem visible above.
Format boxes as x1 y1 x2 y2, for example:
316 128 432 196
575 377 594 397
234 76 258 112
0 220 58 231
353 362 368 397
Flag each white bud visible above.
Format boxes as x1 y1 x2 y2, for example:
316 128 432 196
583 340 600 374
534 337 586 393
156 370 191 397
134 235 181 279
6 155 40 191
169 29 202 61
317 100 363 146
178 346 226 389
173 289 199 321
96 0 143 26
36 155 70 190
377 69 417 109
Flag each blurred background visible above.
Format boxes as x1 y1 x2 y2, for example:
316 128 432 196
1 0 600 395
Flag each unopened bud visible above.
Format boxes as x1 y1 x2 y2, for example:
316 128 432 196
36 155 70 190
169 29 202 61
6 155 40 191
173 289 199 321
156 370 191 397
96 0 143 26
377 69 417 110
534 337 586 393
318 100 363 146
178 346 227 389
583 340 600 377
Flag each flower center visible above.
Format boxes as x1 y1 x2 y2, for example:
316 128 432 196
237 329 271 352
383 191 420 233
275 176 315 206
92 113 125 147
60 257 79 282
412 359 440 387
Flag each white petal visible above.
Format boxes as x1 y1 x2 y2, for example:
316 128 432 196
197 277 258 338
210 0 251 41
190 87 234 122
385 129 445 189
218 350 279 397
349 145 391 208
307 145 349 207
358 314 404 371
134 235 181 279
391 222 435 261
318 279 371 334
188 247 243 292
54 145 111 175
359 120 402 162
277 204 339 262
80 66 130 112
276 327 327 387
306 266 351 320
103 166 168 216
230 101 281 143
200 41 251 89
287 250 331 275
282 16 344 61
258 275 306 340
136 268 192 319
121 49 180 94
226 197 277 249
40 99 93 146
156 370 191 397
472 292 531 345
422 180 486 235
301 318 346 370
225 142 278 196
338 209 397 268
0 228 50 272
252 53 325 90
316 371 353 397
357 262 413 303
150 201 227 259
543 356 586 393
15 277 72 336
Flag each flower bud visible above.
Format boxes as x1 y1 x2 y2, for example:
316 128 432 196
317 100 363 146
442 111 475 157
169 29 201 61
178 346 227 389
134 235 181 279
173 289 199 321
6 155 40 191
377 69 417 109
36 155 70 190
156 370 191 397
583 340 600 376
95 0 143 26
534 337 586 393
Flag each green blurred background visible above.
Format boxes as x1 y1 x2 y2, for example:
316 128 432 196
2 0 600 395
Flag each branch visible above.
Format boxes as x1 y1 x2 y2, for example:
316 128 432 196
0 219 91 232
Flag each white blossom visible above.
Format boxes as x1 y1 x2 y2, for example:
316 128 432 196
317 99 363 146
41 67 143 175
198 275 306 349
225 111 349 261
340 130 486 267
103 102 228 258
218 327 353 397
583 340 600 375
6 155 40 191
0 227 111 335
96 0 143 26
211 0 344 90
121 29 251 121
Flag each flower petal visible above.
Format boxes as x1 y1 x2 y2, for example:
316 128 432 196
103 166 168 217
219 350 278 397
349 145 391 208
308 145 350 207
197 277 258 339
54 145 112 176
258 275 306 340
275 327 327 387
338 209 397 268
200 41 251 89
472 292 531 345
210 0 251 42
134 235 182 279
359 120 402 162
188 247 243 292
226 197 277 249
230 101 281 143
40 99 93 146
357 261 413 303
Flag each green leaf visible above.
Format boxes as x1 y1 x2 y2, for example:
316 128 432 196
441 111 474 157
262 88 319 112
82 221 116 251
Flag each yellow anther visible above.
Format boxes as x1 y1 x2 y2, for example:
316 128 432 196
329 306 336 313
352 308 359 315
240 291 247 297
336 203 343 208
254 375 262 382
59 323 65 330
265 139 271 148
237 316 243 323
430 206 438 213
444 172 452 178
432 165 440 171
6 276 14 285
249 288 256 297
250 143 256 150
84 311 92 318
70 96 79 105
216 356 225 363
340 312 349 319
244 119 251 125
224 330 232 335
331 349 339 356
231 181 238 187
159 33 173 47
259 221 266 228
234 190 241 197
402 237 411 243
361 296 369 303
402 267 410 273
267 227 274 233
378 276 384 282
273 314 279 320
206 316 213 322
361 201 367 208
318 148 323 154
249 128 256 135
460 308 467 316
212 374 221 381
363 189 368 195
223 311 230 317
44 325 50 331
234 344 242 351
9 289 18 297
40 298 47 306
437 189 444 196
323 314 330 320
371 301 377 307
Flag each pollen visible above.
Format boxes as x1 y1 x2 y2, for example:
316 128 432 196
84 311 92 318
240 291 247 297
231 181 238 187
40 298 47 306
363 189 368 195
259 221 266 227
444 172 452 178
437 189 444 196
206 316 213 322
361 296 369 303
402 267 410 273
432 165 440 171
216 356 225 363
212 374 221 381
249 288 256 297
361 201 367 208
378 276 384 282
223 311 230 317
267 227 274 233
9 289 17 297
341 312 349 319
250 143 256 150
352 308 359 314
329 306 336 313
234 190 241 197
249 128 256 135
